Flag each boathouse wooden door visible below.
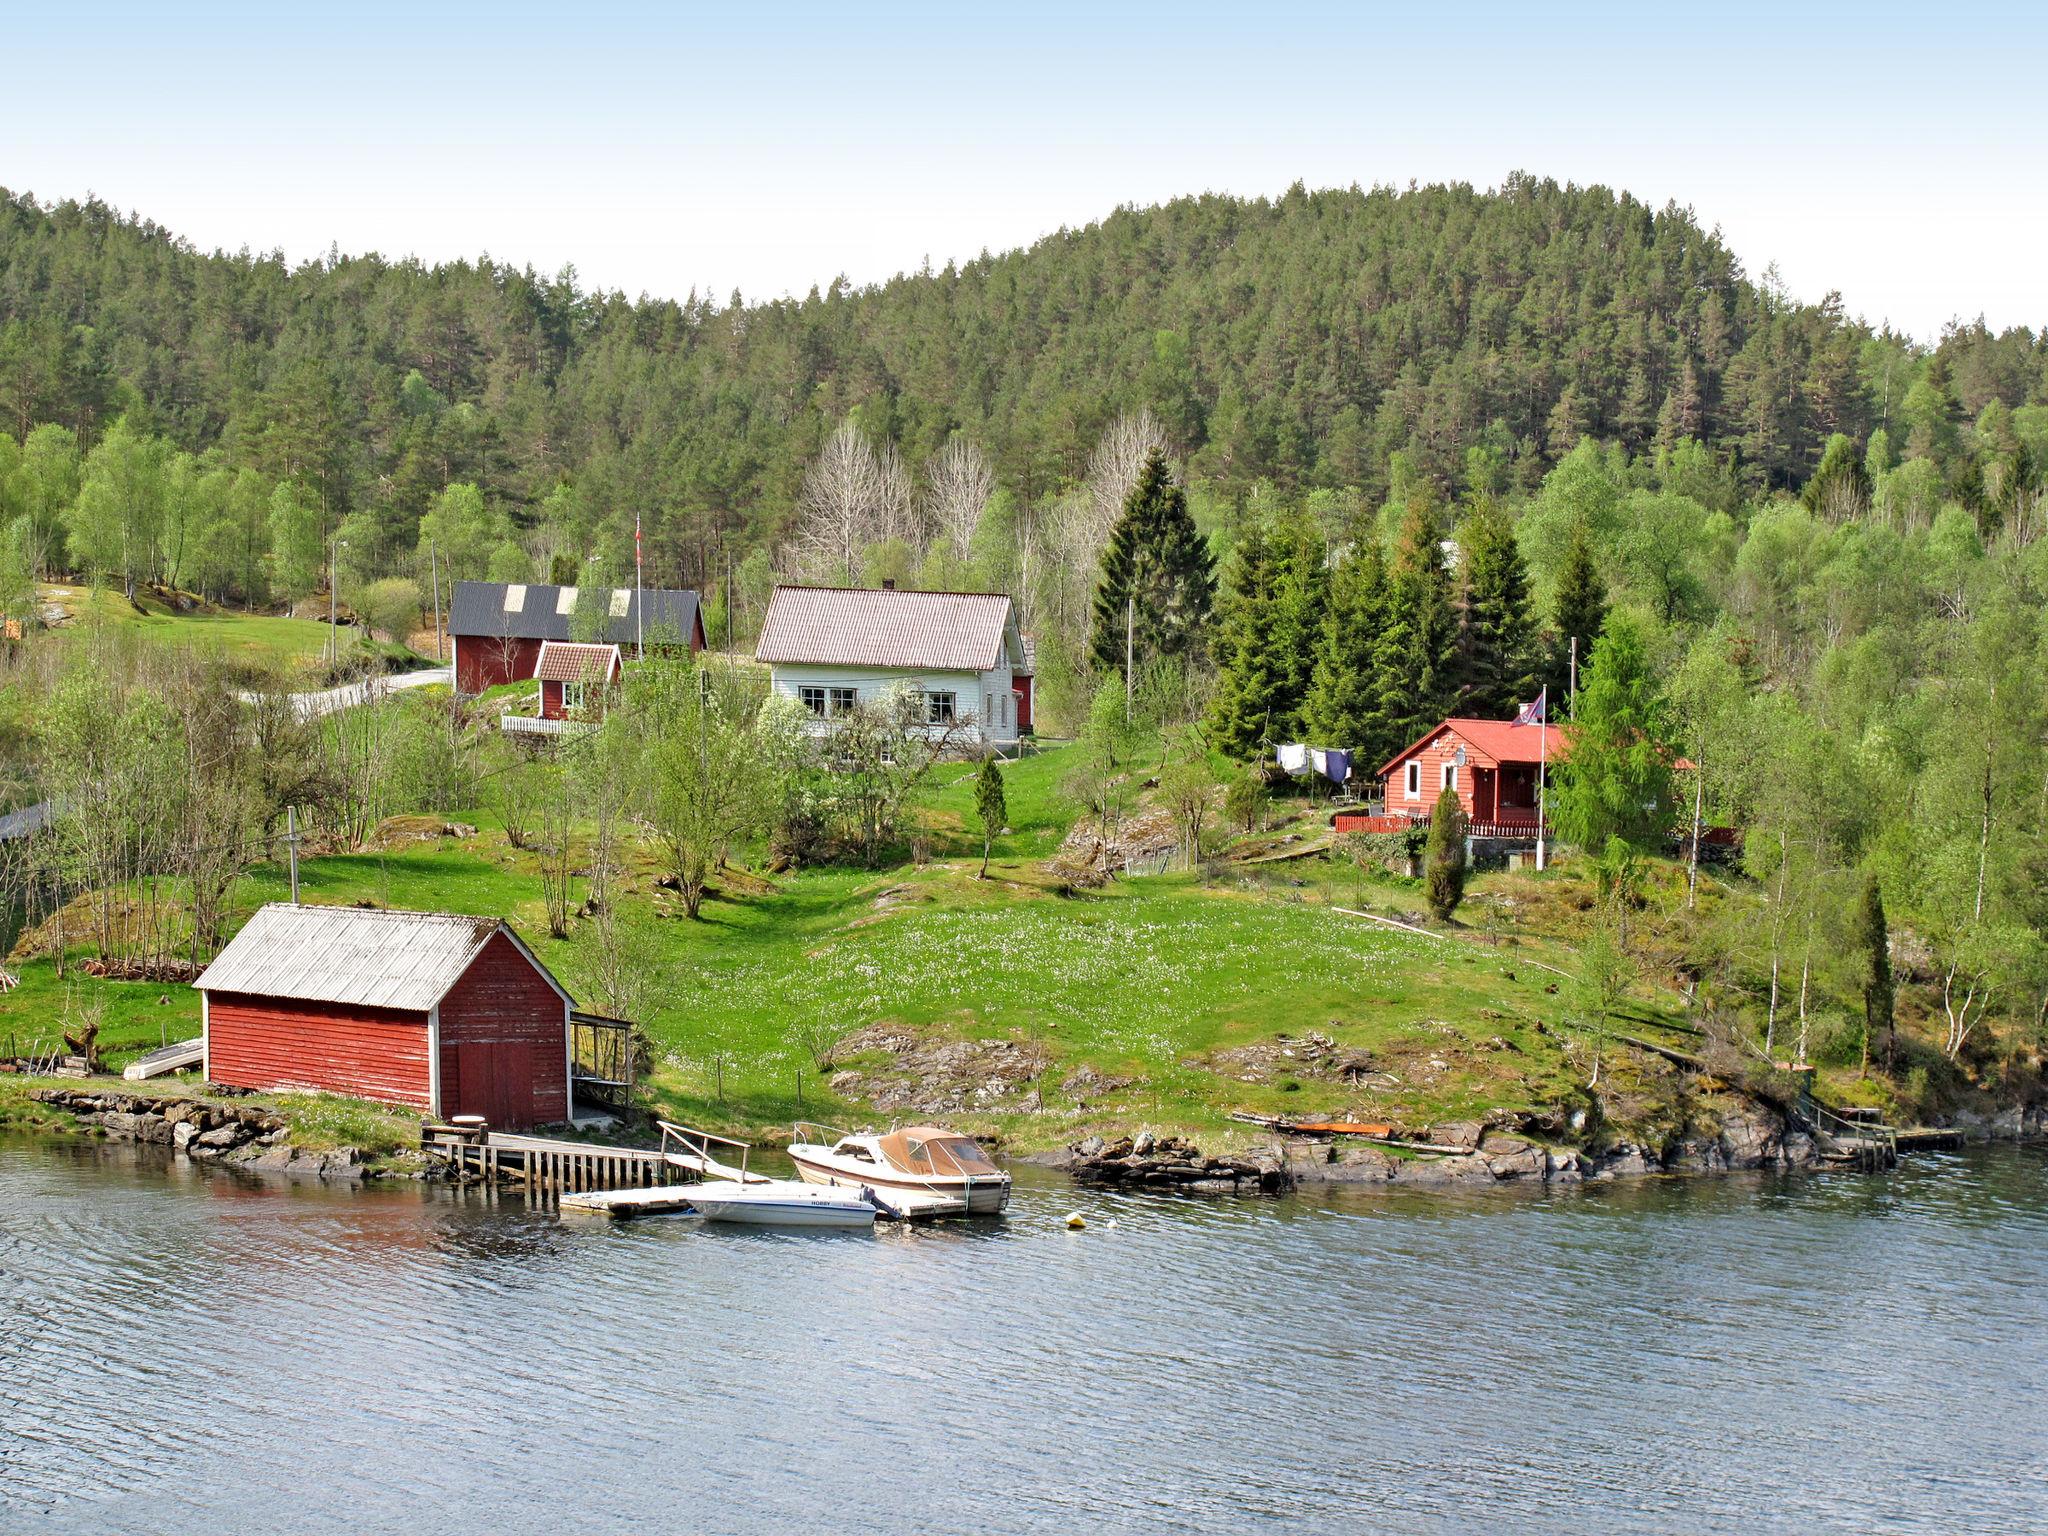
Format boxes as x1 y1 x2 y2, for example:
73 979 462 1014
456 1041 535 1129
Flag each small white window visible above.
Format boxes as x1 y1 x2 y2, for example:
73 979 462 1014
1405 761 1421 799
1442 762 1457 791
503 584 527 612
799 686 827 717
928 691 956 724
562 680 586 714
829 687 857 717
556 586 578 616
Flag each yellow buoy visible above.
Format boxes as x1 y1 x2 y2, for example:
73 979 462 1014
1065 1212 1086 1230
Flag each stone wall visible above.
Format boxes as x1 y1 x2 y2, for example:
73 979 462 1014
28 1088 366 1181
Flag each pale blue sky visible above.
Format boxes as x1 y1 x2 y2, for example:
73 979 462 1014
3 2 2041 338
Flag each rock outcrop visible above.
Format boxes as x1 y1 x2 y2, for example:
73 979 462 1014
1067 1132 1287 1192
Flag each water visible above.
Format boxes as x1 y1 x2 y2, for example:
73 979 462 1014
3 1138 2046 1535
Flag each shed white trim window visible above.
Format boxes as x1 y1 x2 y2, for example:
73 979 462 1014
562 679 587 714
1405 760 1421 799
1441 762 1458 791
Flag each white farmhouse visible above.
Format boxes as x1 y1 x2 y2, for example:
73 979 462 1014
755 584 1031 747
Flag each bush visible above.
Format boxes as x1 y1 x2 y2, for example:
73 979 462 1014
1223 766 1268 833
1424 786 1468 920
352 576 423 643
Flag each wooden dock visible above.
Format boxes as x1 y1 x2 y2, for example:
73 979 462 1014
560 1186 702 1218
425 1127 687 1198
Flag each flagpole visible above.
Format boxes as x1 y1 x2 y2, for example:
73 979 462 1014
1537 689 1548 872
635 511 644 659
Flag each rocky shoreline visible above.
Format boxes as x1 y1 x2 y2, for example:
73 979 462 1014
1050 1104 1832 1191
27 1087 372 1181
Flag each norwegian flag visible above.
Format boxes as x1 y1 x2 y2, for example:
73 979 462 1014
1513 686 1547 727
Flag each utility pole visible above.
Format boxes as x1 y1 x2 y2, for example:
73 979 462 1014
327 537 347 666
430 536 444 662
1125 595 1134 725
1568 635 1578 718
285 807 302 904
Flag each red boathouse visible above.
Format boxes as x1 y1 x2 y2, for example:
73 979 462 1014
194 904 574 1129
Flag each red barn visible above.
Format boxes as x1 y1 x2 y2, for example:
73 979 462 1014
194 904 574 1129
450 580 704 694
1371 716 1575 834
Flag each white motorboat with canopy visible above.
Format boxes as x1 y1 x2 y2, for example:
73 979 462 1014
787 1123 1011 1216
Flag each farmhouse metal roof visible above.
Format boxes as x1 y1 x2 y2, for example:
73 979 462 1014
534 641 622 683
449 580 700 647
194 903 552 1013
754 586 1015 672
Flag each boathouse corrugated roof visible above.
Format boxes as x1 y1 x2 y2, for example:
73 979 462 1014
194 904 519 1013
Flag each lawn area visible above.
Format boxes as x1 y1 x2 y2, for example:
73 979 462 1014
2 738 1680 1155
39 583 414 678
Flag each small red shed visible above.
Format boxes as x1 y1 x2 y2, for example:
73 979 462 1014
194 904 574 1129
533 641 622 721
449 580 705 694
1374 716 1575 833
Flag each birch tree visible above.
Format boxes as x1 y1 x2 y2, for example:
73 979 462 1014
792 419 911 583
924 437 994 562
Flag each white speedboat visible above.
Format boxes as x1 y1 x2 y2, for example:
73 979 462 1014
683 1179 877 1229
788 1123 1011 1216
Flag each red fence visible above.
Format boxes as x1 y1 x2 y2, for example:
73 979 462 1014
1333 810 1546 840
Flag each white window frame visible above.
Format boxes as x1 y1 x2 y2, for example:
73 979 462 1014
799 685 827 717
829 686 858 717
927 691 957 725
1441 762 1457 791
562 679 587 714
1405 760 1421 799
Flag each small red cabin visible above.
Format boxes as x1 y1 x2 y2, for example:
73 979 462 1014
1372 716 1575 834
195 904 574 1129
533 641 621 721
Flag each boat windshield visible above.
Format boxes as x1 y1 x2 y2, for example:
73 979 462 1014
880 1129 999 1175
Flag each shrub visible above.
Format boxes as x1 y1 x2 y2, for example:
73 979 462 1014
1424 786 1468 920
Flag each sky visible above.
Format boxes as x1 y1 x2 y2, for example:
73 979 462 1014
2 1 2042 340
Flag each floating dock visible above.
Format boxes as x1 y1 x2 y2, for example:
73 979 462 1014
559 1186 702 1218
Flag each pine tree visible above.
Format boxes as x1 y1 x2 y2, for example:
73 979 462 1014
1363 496 1456 767
1204 522 1283 762
1457 497 1539 718
1088 449 1215 675
1548 516 1607 710
1300 540 1387 751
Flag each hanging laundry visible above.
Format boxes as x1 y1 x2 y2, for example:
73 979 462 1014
1322 748 1351 786
1276 743 1311 774
1309 747 1329 779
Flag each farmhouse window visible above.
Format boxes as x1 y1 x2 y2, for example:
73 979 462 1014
799 686 827 717
829 687 858 716
1442 762 1457 790
1405 761 1421 798
928 691 957 724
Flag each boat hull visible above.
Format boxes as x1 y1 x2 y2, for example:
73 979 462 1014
788 1149 1011 1215
683 1180 876 1228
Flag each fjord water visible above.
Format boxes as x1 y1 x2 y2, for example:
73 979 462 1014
4 1140 2044 1535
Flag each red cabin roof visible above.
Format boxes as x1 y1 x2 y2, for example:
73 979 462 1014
1378 717 1576 779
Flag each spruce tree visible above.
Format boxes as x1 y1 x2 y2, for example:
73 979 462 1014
973 754 1008 879
1267 511 1329 743
1301 540 1387 752
1457 497 1540 718
1088 449 1216 675
1550 613 1672 852
1363 495 1457 767
1204 522 1282 762
1549 516 1607 711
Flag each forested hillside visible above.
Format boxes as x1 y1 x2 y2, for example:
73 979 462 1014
5 173 2041 621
